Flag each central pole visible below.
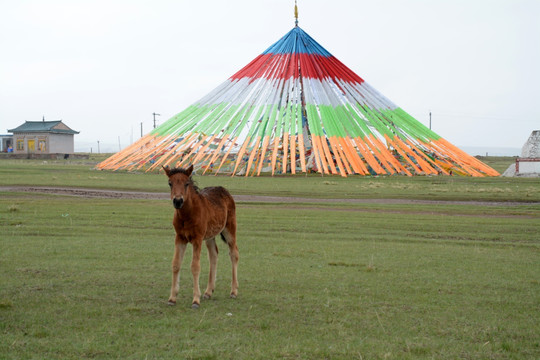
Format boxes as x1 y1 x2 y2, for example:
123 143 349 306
153 112 161 129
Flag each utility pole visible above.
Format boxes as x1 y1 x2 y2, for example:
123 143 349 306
429 111 432 130
153 112 161 129
97 141 100 154
140 122 143 138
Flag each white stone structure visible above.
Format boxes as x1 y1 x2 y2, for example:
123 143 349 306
502 130 540 177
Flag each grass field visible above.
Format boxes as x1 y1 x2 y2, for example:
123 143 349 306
0 156 538 202
1 157 539 359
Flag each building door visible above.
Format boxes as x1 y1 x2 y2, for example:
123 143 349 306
28 140 35 153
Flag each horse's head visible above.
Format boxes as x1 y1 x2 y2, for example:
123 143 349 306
163 165 194 209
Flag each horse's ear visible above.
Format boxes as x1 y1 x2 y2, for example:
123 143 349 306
162 165 171 176
186 165 194 177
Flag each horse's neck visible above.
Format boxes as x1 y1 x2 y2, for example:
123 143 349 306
177 193 202 219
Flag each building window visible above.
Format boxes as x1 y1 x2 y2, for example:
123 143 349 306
17 139 24 151
38 139 47 152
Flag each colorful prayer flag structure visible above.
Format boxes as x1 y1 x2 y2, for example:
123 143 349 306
98 8 499 177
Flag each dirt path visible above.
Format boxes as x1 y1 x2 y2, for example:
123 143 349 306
2 185 538 219
1 185 538 207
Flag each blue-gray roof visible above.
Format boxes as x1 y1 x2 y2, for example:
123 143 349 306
8 121 79 135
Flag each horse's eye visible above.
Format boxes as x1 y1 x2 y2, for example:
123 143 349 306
168 182 172 188
184 183 189 188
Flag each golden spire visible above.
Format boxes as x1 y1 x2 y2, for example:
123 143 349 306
294 0 298 26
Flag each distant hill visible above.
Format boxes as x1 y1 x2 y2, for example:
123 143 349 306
461 146 520 157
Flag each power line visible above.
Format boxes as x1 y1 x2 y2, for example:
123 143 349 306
428 112 515 122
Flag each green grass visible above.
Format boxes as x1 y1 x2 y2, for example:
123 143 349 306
0 157 538 202
0 158 539 359
475 156 515 174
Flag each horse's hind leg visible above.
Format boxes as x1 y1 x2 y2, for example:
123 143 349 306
204 237 218 300
221 225 239 298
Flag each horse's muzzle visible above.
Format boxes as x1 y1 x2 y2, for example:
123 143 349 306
172 197 184 209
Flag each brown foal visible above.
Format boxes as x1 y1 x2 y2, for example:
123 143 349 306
163 165 239 308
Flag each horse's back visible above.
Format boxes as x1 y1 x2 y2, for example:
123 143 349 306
199 186 236 240
200 186 236 213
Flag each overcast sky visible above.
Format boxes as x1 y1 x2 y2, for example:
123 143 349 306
1 0 538 154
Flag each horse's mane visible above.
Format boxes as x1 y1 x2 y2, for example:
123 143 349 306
168 167 200 192
167 167 191 176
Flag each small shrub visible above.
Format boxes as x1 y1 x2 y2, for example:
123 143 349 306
366 255 376 272
0 301 14 309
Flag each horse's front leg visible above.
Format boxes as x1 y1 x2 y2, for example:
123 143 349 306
190 238 203 309
168 236 187 305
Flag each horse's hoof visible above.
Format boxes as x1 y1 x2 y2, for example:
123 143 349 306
203 294 211 300
167 300 176 306
191 302 200 309
230 293 237 299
